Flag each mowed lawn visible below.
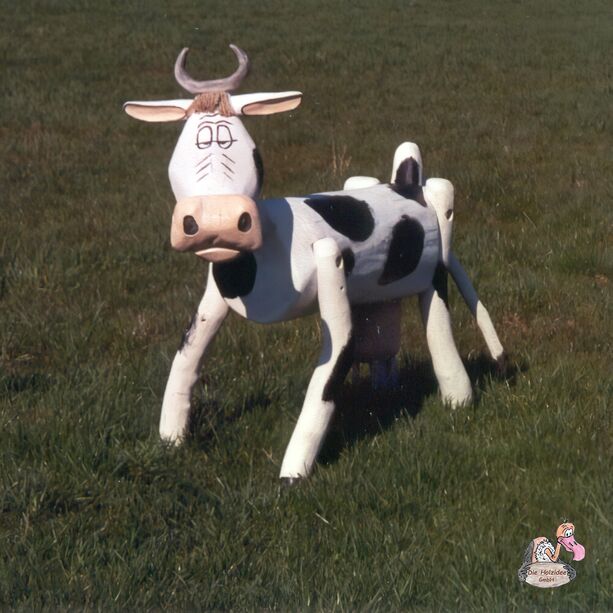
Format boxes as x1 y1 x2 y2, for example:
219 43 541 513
1 0 611 609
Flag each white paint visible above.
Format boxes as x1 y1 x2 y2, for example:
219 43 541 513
343 176 381 190
419 285 473 406
168 114 259 200
279 238 352 478
423 178 454 266
160 279 228 442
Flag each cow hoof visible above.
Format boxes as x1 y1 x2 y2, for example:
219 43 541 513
280 476 303 487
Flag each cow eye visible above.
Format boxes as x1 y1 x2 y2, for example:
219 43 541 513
197 126 213 149
216 125 234 149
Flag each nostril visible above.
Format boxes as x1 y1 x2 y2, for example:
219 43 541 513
183 215 199 235
238 212 252 232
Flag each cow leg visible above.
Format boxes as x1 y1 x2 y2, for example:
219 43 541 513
447 253 505 363
419 270 472 406
160 276 229 442
280 238 352 481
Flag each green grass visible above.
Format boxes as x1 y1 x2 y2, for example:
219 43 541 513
1 0 611 609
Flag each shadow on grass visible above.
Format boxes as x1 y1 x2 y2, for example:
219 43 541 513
318 352 524 466
184 352 525 463
188 388 273 448
1 372 54 396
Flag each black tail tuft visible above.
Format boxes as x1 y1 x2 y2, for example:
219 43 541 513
394 157 420 188
391 156 426 205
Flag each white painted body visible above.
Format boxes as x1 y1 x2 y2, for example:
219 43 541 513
223 185 439 323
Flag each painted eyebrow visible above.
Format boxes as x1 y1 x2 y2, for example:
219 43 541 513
198 119 234 127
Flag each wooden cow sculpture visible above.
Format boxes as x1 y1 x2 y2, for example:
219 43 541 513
124 45 505 482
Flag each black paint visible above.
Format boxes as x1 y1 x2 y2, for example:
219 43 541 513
237 212 252 232
394 157 420 187
178 313 197 352
304 195 375 242
253 148 264 196
183 215 199 235
341 248 355 275
390 157 427 206
378 215 425 286
389 183 428 206
213 252 257 298
432 262 449 308
322 334 355 402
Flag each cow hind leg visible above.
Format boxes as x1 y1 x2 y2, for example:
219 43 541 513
447 253 505 364
280 238 352 481
419 269 472 406
160 277 229 442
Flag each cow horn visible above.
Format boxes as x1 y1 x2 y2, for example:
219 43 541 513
174 45 250 94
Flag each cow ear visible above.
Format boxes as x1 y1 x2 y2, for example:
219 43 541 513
230 92 302 116
123 99 192 122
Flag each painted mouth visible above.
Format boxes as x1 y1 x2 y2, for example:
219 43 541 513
195 247 241 262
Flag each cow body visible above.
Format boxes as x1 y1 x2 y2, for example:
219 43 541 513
208 185 439 323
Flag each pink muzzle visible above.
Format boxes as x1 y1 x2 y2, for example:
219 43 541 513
170 194 262 263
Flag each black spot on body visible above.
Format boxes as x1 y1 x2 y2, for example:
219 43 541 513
178 313 197 352
212 252 257 298
378 216 425 286
304 196 375 241
432 262 449 307
253 148 264 196
341 248 355 275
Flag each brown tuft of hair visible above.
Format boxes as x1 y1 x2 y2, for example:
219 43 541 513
187 91 234 116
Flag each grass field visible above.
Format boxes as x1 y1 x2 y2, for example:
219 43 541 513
1 0 611 609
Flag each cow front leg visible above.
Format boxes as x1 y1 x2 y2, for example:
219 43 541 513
160 276 229 443
280 238 352 481
419 269 472 406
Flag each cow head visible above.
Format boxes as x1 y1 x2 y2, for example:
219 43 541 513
124 45 302 262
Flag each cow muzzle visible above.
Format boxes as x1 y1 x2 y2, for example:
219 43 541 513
170 194 262 262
